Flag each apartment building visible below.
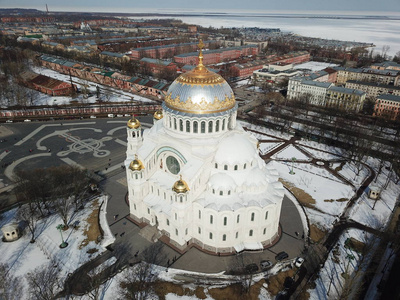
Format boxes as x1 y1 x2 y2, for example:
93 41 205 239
373 94 400 120
345 80 400 98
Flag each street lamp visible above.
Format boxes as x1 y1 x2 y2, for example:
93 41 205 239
289 157 296 175
56 224 68 248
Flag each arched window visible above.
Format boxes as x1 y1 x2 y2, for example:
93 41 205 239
237 214 240 223
249 229 253 236
215 163 218 169
179 119 183 131
199 210 201 219
198 227 201 234
209 232 213 239
223 217 227 226
223 234 226 241
167 219 169 226
174 118 177 130
201 121 206 133
263 228 266 235
186 120 190 132
215 120 220 132
222 119 226 130
244 163 247 169
228 190 231 195
251 212 255 221
135 174 138 179
210 215 213 224
176 229 178 236
265 211 269 220
224 165 228 170
208 121 213 133
219 191 223 196
234 165 238 170
193 121 198 133
235 232 238 239
169 117 172 128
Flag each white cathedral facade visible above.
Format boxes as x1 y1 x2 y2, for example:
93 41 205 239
125 41 284 254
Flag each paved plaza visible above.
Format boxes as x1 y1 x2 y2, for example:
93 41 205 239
0 118 307 273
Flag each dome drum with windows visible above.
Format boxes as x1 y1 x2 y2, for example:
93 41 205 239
164 40 236 115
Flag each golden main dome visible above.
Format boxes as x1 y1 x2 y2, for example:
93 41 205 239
164 40 235 114
127 116 141 129
153 110 163 120
129 154 145 171
172 175 190 193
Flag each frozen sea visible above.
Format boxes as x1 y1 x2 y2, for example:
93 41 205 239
125 9 400 57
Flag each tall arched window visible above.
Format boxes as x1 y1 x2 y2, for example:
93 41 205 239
223 234 226 241
179 119 183 131
223 217 227 226
186 120 190 132
174 118 177 130
224 165 228 170
209 232 213 239
234 165 238 170
208 121 213 133
222 119 226 130
193 121 198 133
215 120 220 132
249 229 253 236
201 121 206 133
251 212 255 221
210 215 213 224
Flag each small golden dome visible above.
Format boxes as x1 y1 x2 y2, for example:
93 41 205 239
129 154 144 171
153 110 163 120
127 116 141 129
172 175 190 194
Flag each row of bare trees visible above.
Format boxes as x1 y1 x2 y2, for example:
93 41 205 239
13 165 92 243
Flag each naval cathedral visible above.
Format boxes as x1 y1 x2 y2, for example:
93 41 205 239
124 41 284 254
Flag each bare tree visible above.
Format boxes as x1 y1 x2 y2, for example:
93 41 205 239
0 263 24 300
118 243 166 300
26 262 63 300
17 202 40 243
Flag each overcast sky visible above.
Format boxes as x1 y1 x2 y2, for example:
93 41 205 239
2 0 400 13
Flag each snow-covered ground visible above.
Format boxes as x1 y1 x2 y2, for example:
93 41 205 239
0 195 110 298
28 66 158 107
293 61 339 72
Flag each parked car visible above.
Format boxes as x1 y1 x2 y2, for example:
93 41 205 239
24 119 31 122
124 114 131 117
5 120 13 123
294 257 304 268
245 263 259 273
260 260 273 270
116 114 123 117
275 251 289 261
107 114 114 118
90 115 96 119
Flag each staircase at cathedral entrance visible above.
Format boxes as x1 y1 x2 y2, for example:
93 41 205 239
139 225 161 243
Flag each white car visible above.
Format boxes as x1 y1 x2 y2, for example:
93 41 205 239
24 119 31 122
90 115 96 119
5 120 13 123
116 114 123 117
294 257 304 268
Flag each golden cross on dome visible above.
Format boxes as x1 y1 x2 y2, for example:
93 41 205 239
198 39 205 51
197 39 204 68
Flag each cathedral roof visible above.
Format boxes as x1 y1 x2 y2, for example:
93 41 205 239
214 133 256 165
164 40 235 115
